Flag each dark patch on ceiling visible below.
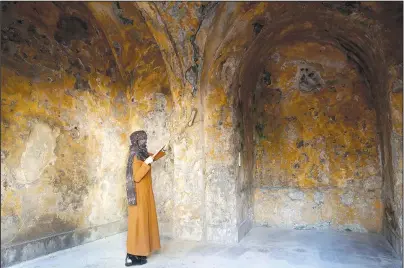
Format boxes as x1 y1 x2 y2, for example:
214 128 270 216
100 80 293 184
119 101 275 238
253 22 264 35
322 1 361 16
54 16 89 46
112 2 134 25
262 70 271 86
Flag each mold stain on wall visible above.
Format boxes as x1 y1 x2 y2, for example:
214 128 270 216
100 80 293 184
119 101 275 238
0 2 402 265
1 1 173 250
253 42 383 232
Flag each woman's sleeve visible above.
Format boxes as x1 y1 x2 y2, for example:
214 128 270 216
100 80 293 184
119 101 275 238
133 162 151 183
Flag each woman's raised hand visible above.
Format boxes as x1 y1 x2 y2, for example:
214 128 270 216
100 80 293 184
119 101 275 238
144 156 154 165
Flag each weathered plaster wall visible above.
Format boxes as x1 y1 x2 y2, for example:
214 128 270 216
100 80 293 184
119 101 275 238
215 2 403 254
1 2 173 266
134 2 208 241
253 42 383 232
86 1 175 238
198 2 271 243
1 1 402 265
190 1 402 247
384 63 403 254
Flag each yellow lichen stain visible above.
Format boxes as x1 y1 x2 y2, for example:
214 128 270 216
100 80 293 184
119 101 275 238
242 2 269 20
205 86 233 130
280 24 297 37
337 207 356 224
374 199 383 210
120 133 128 144
1 3 173 242
88 1 171 107
254 42 381 189
370 199 383 231
206 87 227 110
390 90 403 136
1 190 22 217
298 176 317 188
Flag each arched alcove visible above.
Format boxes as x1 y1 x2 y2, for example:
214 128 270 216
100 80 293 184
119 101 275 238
251 41 382 232
201 2 402 253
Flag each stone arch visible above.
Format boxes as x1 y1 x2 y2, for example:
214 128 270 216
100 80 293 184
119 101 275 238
199 2 402 249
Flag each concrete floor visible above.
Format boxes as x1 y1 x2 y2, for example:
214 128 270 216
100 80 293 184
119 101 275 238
10 227 402 268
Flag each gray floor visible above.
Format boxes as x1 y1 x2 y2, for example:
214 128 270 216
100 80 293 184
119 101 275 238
10 227 402 268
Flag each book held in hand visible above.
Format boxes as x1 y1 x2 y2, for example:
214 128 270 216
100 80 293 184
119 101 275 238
152 145 165 159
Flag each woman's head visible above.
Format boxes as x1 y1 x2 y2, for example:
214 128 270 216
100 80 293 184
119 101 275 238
130 130 147 147
129 130 149 161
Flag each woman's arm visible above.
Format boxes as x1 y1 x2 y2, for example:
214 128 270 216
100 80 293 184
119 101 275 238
133 161 151 183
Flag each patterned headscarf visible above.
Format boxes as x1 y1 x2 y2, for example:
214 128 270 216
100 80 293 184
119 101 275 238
126 130 148 205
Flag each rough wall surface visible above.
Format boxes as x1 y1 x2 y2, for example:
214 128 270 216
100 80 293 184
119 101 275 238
1 2 173 266
1 1 402 266
134 2 207 241
385 63 403 254
212 2 402 255
253 42 383 232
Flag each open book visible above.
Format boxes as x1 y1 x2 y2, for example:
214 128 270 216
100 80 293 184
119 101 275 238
151 144 165 159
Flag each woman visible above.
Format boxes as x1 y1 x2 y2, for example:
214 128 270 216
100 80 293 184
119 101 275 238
125 130 167 266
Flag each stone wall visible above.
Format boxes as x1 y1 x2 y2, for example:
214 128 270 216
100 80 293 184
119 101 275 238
383 63 403 255
1 2 173 266
1 2 402 266
252 42 383 232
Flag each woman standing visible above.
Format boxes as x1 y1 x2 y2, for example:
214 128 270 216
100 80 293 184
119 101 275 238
125 130 166 266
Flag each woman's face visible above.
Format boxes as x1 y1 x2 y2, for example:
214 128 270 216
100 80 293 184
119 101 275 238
138 138 147 148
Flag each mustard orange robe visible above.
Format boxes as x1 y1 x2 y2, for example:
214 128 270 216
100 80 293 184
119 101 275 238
127 151 165 256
